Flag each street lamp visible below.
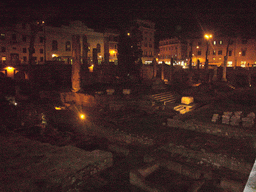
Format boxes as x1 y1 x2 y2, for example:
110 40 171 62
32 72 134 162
204 34 212 71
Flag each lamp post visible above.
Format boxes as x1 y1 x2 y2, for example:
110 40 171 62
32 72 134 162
204 34 212 71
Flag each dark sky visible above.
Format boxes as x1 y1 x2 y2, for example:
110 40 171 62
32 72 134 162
2 0 256 39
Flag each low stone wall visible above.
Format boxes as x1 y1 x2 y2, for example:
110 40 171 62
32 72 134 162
167 118 255 138
1 133 113 191
60 92 96 107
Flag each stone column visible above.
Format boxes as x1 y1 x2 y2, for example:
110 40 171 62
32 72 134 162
72 35 81 92
161 61 165 80
152 58 157 79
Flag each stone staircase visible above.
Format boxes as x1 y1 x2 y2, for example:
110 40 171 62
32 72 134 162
150 91 177 106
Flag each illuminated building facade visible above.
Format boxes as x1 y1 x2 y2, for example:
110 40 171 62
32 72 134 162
158 37 187 66
134 19 156 64
188 36 256 68
0 21 105 66
103 29 119 65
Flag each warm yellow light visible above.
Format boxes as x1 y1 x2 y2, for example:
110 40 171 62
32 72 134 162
204 34 213 40
196 46 199 49
55 107 62 110
52 54 58 58
80 114 85 120
110 50 116 55
127 33 130 36
6 67 14 70
88 64 94 72
5 66 15 79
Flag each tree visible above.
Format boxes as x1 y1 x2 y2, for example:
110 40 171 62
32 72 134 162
117 25 143 81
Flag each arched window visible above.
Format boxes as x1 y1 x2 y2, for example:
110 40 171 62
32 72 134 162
66 41 71 51
97 43 101 53
52 40 58 51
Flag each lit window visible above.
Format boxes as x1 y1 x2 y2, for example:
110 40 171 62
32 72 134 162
213 41 217 45
213 58 215 60
241 61 246 67
219 40 223 45
213 50 216 55
2 56 6 61
219 57 222 60
227 61 232 67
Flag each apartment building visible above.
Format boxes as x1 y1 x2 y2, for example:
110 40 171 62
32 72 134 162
158 37 187 65
134 19 156 64
188 36 256 68
158 36 256 68
103 28 119 65
0 21 105 66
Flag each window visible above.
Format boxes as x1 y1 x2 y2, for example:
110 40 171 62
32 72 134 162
39 37 44 43
1 47 6 52
97 43 101 53
218 50 222 55
52 40 58 50
0 33 5 40
242 39 247 44
40 49 43 54
144 43 148 47
22 35 26 42
213 41 217 45
40 57 44 62
213 50 216 55
65 41 71 51
219 57 222 60
12 34 17 41
228 50 232 56
149 44 152 48
197 51 201 55
219 40 223 45
23 48 27 53
213 58 216 60
242 50 246 56
23 56 27 62
2 56 6 63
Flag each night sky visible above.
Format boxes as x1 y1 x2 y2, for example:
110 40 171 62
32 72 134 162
1 0 256 39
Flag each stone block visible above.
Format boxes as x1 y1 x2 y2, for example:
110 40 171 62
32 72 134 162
181 96 194 105
242 117 255 128
106 89 115 95
211 114 219 123
123 89 131 95
230 115 241 126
